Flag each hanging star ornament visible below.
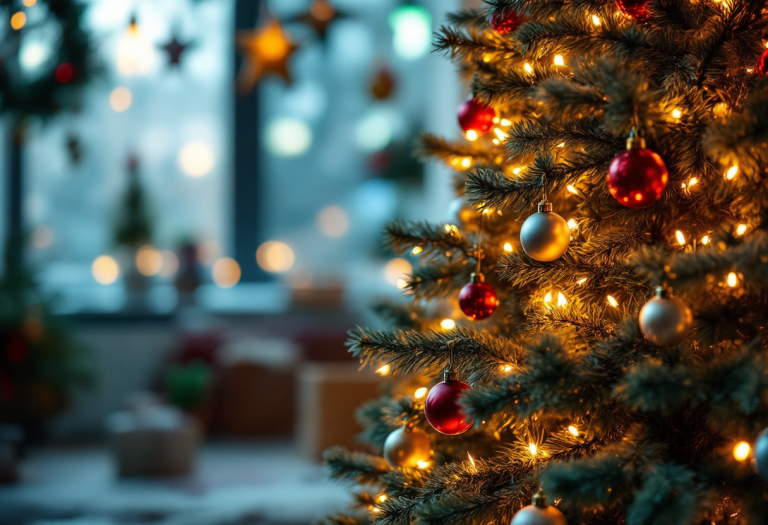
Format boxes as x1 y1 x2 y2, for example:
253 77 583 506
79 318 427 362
159 34 194 68
291 0 345 42
236 20 299 91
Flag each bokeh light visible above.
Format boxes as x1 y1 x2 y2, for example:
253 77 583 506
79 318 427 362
110 87 132 112
317 206 349 238
117 20 154 75
356 111 393 152
388 5 431 60
135 245 162 277
11 12 26 30
179 142 215 177
31 225 54 249
265 118 312 157
159 250 179 278
92 255 120 285
734 442 751 461
212 257 241 288
198 240 221 266
384 258 412 286
256 241 295 273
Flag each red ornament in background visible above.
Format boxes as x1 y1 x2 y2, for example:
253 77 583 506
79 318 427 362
490 9 522 35
607 131 668 208
425 369 474 435
757 48 768 77
615 0 649 21
458 98 497 137
55 62 75 84
459 272 498 321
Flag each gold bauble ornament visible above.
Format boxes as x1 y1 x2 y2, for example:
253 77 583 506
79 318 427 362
510 489 568 525
639 286 693 346
520 201 570 262
383 424 431 468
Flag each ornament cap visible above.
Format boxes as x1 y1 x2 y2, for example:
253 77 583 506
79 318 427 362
443 365 459 382
626 130 646 150
655 286 669 298
470 272 485 284
531 489 549 508
537 201 553 213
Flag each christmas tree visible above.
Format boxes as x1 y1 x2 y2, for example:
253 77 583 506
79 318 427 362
322 1 768 524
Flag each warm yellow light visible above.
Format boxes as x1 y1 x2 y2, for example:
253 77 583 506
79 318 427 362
467 452 476 468
503 242 514 253
528 443 538 456
317 206 349 238
727 272 738 288
566 185 579 195
377 495 388 503
92 255 120 285
414 387 428 399
465 130 478 141
736 224 747 236
607 295 618 307
23 0 36 5
671 108 682 119
675 230 686 246
734 442 751 461
577 277 587 285
688 177 698 187
10 12 26 30
440 318 456 331
212 257 241 288
500 365 513 373
523 63 533 74
135 245 163 277
494 128 507 141
592 14 602 25
544 292 553 304
557 292 568 307
109 87 133 112
568 425 579 437
411 246 423 255
417 460 430 469
726 165 738 180
500 118 512 126
376 364 391 376
567 219 578 230
460 157 472 168
396 278 409 289
554 55 565 66
512 167 522 175
557 142 565 148
384 258 412 286
701 235 710 245
179 142 215 177
256 241 295 273
117 19 154 75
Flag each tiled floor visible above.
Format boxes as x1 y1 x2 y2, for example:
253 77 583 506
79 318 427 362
0 441 349 525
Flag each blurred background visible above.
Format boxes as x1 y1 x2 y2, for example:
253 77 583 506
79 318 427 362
0 0 467 523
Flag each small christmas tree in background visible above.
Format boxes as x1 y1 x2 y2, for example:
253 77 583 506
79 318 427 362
322 1 768 524
114 154 153 250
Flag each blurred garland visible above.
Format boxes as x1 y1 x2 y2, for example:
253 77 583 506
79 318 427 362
0 0 98 119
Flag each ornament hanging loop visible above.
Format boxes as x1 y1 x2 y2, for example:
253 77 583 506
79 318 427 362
444 340 459 381
476 210 485 275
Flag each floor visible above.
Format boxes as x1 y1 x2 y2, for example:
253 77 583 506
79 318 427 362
0 441 350 525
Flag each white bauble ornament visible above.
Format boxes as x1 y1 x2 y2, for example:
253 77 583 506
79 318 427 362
511 490 567 525
520 201 570 262
639 287 693 346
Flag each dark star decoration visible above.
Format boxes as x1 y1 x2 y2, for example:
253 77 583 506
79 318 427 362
159 35 194 67
291 0 346 43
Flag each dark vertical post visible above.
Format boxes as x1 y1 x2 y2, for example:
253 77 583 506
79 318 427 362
233 0 267 281
5 122 24 276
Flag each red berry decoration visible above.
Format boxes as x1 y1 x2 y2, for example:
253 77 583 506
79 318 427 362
458 97 497 137
490 9 522 35
55 62 75 84
425 369 474 435
607 131 668 208
615 0 649 21
757 48 768 77
459 272 498 321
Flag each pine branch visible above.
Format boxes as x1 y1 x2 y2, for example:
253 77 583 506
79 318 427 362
324 447 392 486
384 220 473 261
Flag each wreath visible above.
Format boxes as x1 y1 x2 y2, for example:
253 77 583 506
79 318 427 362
0 0 97 119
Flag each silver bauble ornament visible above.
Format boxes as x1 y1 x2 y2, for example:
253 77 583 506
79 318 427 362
520 201 570 262
511 490 567 525
383 424 431 468
639 286 693 346
754 429 768 480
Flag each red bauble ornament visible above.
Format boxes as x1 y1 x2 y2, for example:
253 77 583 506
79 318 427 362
490 9 522 35
607 133 668 208
458 98 497 137
757 48 768 77
425 370 474 435
615 0 649 20
459 273 498 321
55 62 75 84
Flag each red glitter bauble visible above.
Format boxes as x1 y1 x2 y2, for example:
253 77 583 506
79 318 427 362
490 10 522 35
607 147 668 208
458 98 497 136
615 0 649 20
758 48 768 77
459 281 498 321
425 379 474 435
55 62 75 84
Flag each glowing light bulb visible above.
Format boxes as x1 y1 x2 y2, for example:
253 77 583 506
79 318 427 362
557 293 568 307
734 442 751 461
528 443 538 456
117 16 154 75
727 272 738 288
736 224 747 236
500 118 512 126
503 242 513 252
417 460 430 469
688 177 698 187
592 15 602 25
109 87 132 112
414 387 428 399
377 495 388 503
467 452 476 470
500 365 513 373
376 364 391 376
465 130 479 141
257 241 295 273
566 185 579 195
567 219 578 230
671 108 682 119
607 295 618 307
554 55 565 66
461 157 472 168
577 278 587 285
675 231 686 246
701 235 710 245
568 426 579 437
512 167 522 175
523 63 533 74
726 165 738 180
544 292 553 304
441 319 456 330
411 246 423 255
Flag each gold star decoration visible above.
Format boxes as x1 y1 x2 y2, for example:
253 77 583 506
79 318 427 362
236 20 299 92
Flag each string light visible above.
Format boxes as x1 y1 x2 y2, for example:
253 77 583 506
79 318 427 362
377 495 388 503
412 246 423 255
10 12 26 30
607 295 618 307
523 63 533 74
528 443 538 456
568 426 579 437
417 460 430 469
544 292 553 304
494 128 507 141
567 219 579 230
500 365 513 373
577 277 587 285
376 364 391 376
460 157 472 168
726 165 738 180
675 230 686 246
503 242 514 253
688 177 698 188
554 55 565 66
592 14 602 25
557 292 568 307
414 387 428 399
566 185 579 195
736 224 747 236
734 442 751 461
500 118 512 126
727 272 738 288
441 319 456 330
671 108 682 120
466 130 479 141
512 167 522 175
701 235 710 245
467 452 477 471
